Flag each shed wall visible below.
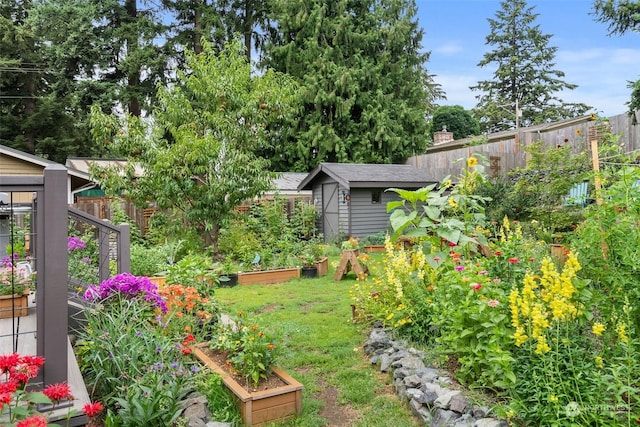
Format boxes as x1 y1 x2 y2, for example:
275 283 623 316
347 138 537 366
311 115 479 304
348 189 403 237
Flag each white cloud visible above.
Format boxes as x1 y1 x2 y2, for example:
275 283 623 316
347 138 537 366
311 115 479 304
433 42 465 56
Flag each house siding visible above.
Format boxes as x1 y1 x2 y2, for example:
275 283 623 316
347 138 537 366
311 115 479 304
0 156 43 175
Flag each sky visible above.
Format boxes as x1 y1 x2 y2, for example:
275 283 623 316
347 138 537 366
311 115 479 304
416 0 640 118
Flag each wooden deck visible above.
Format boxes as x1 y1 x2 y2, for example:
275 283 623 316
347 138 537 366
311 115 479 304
0 293 91 426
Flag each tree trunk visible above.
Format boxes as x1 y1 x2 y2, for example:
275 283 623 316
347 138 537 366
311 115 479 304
126 0 141 117
194 0 203 54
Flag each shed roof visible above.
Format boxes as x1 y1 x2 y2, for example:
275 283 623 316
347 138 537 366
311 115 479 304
273 172 310 193
298 163 437 190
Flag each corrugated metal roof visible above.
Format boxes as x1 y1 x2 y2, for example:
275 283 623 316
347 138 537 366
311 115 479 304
298 163 437 190
65 158 145 178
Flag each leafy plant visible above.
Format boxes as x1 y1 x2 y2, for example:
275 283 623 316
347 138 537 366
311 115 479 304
341 236 360 250
0 253 33 295
362 231 387 246
77 274 200 425
209 312 280 388
195 373 242 425
166 253 221 295
0 353 103 426
387 154 491 253
129 243 167 277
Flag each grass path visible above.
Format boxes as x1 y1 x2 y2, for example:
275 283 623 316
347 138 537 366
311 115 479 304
214 260 420 427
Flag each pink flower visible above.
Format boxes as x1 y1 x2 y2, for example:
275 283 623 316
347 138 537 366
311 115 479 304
493 278 501 284
488 300 500 307
508 257 519 264
455 265 465 272
470 283 482 291
83 401 104 418
478 270 487 275
43 382 73 402
16 416 47 427
433 257 441 262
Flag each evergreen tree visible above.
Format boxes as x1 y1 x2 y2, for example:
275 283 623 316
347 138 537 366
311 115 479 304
161 0 272 66
592 0 640 122
0 0 84 161
471 0 590 132
264 0 443 170
430 105 481 141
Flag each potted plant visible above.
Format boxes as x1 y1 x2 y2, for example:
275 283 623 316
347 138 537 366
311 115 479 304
300 251 318 278
341 236 360 254
0 255 33 319
191 312 303 426
219 256 240 287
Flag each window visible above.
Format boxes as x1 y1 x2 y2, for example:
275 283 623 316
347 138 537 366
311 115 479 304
371 190 381 204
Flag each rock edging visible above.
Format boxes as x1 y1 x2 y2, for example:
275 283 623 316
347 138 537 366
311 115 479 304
363 322 508 427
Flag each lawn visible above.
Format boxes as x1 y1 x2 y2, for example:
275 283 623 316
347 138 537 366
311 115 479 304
214 255 421 427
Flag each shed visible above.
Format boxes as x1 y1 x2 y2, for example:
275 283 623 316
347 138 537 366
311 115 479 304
298 163 437 242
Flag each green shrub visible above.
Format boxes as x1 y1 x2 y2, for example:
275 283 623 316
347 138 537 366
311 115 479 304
130 244 167 276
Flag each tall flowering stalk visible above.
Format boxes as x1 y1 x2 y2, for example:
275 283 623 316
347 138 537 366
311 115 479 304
509 252 584 354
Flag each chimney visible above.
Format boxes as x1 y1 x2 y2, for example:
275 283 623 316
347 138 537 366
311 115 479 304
433 125 454 145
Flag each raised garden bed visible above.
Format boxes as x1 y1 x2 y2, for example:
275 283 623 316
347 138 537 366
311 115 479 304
237 267 301 285
193 344 303 426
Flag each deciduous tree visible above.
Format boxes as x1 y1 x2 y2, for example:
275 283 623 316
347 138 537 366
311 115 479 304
90 40 298 258
430 106 481 142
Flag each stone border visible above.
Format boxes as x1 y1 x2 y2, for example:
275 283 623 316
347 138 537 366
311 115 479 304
363 322 508 427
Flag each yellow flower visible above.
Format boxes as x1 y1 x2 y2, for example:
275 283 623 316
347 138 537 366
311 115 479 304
466 157 478 168
575 129 582 135
615 322 629 343
592 322 606 336
549 395 558 404
448 197 457 208
386 313 395 320
594 356 603 369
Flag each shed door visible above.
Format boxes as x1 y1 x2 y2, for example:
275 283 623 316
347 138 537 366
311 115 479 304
321 183 339 242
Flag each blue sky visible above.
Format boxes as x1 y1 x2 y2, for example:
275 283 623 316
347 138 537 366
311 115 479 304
416 0 640 117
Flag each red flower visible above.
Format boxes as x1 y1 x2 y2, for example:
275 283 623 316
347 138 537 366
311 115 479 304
43 382 73 402
20 355 45 367
508 257 519 264
16 415 47 427
12 363 39 385
494 251 503 256
448 242 457 247
0 391 13 406
181 347 192 355
0 379 18 394
0 353 20 373
83 401 104 418
470 283 482 291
